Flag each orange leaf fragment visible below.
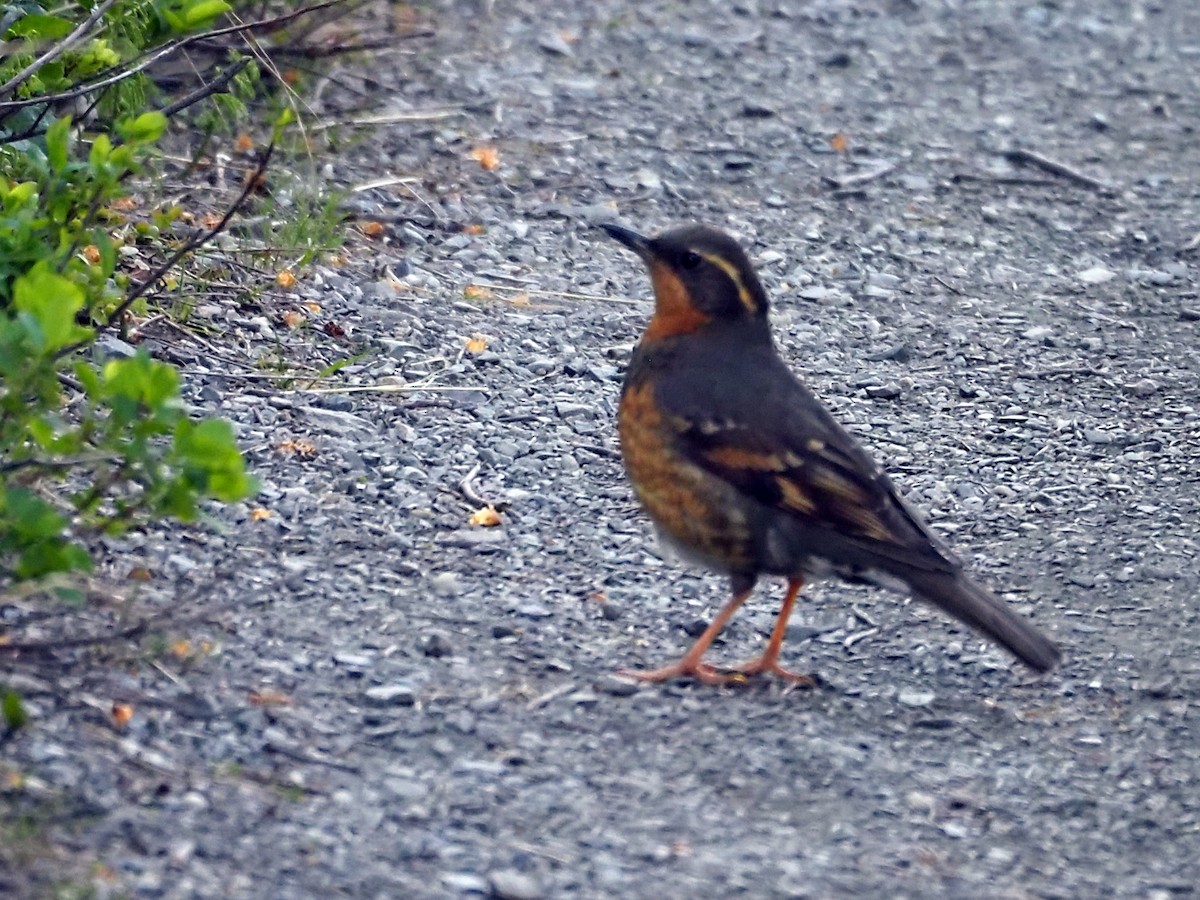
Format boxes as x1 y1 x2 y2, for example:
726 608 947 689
468 145 501 171
830 131 849 154
111 196 139 212
83 245 102 265
303 301 322 313
235 132 255 153
360 221 386 239
276 269 298 289
111 703 134 727
249 690 292 707
170 639 192 658
127 566 152 581
250 507 272 521
465 335 488 354
464 223 486 235
469 505 502 527
281 310 305 329
508 292 531 308
276 438 319 457
463 284 494 301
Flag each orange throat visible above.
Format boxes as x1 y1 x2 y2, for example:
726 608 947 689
642 261 711 342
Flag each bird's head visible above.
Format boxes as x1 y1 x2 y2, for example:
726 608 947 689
601 223 770 340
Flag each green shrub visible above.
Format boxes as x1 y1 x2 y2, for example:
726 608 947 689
0 0 269 590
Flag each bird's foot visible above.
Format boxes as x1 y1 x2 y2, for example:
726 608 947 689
726 657 817 687
617 660 734 685
618 659 816 687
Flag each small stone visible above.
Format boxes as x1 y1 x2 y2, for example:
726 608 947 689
866 343 912 363
91 336 135 360
439 529 507 551
1124 379 1158 398
987 846 1016 864
865 384 902 400
1022 325 1054 342
488 868 543 900
516 604 552 619
442 872 489 893
742 102 776 118
419 631 454 658
1077 266 1116 285
538 31 574 57
596 674 640 697
898 689 936 708
333 651 373 669
555 401 593 419
364 683 417 706
491 624 518 639
430 573 460 596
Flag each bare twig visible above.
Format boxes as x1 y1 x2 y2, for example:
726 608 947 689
313 108 461 131
458 463 487 506
822 161 897 191
158 57 251 118
471 282 643 305
0 0 349 114
0 618 152 653
1001 148 1112 192
0 452 120 475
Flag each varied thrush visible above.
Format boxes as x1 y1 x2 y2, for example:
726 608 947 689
601 222 1060 685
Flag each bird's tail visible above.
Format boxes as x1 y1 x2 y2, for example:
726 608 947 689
904 570 1060 673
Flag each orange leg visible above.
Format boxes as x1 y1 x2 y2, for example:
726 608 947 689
619 583 755 685
727 577 815 686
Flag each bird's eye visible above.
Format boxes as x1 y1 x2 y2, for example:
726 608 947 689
680 251 703 271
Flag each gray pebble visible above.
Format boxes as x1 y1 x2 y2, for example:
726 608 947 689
596 675 640 697
489 868 543 900
364 683 417 707
865 384 902 400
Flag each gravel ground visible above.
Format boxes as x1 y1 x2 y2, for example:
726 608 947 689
5 0 1200 897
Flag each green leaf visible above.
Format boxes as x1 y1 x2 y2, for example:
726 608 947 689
174 419 255 502
13 262 91 353
45 117 71 172
2 487 67 541
74 361 103 398
89 133 111 167
5 181 38 209
103 354 180 408
118 112 167 144
182 0 231 28
2 690 27 731
6 13 75 39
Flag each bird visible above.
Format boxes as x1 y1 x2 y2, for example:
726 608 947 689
599 221 1060 685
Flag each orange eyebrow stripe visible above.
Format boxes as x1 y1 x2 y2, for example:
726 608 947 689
700 252 759 315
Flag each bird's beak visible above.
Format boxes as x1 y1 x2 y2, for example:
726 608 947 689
598 222 654 261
